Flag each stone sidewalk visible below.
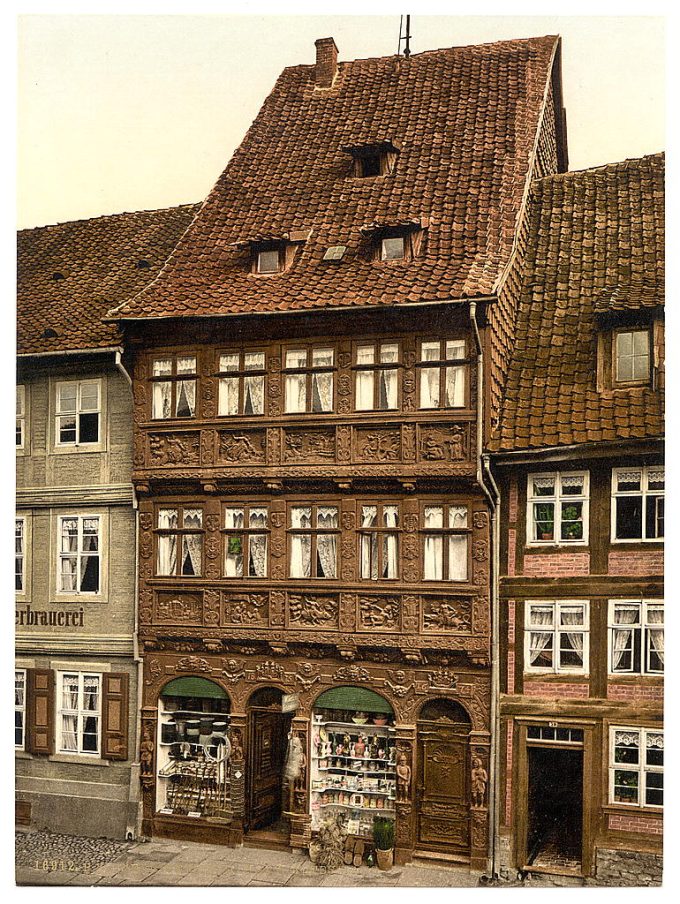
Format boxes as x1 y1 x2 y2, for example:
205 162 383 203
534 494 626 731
17 832 484 887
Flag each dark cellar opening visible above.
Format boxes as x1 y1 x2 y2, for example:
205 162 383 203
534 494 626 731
527 746 583 871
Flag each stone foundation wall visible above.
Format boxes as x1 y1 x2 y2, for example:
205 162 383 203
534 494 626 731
591 848 662 887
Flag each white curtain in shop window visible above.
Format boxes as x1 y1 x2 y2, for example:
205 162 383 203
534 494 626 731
612 606 639 670
529 607 553 666
648 608 664 665
61 715 78 752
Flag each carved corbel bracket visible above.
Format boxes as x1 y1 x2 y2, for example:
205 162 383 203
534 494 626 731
265 479 284 493
399 479 416 492
202 482 219 494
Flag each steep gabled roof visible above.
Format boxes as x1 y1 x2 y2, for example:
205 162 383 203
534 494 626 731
493 153 664 452
110 36 561 321
17 205 199 356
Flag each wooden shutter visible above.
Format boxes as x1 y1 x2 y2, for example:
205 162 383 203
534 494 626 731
101 672 129 761
27 668 55 756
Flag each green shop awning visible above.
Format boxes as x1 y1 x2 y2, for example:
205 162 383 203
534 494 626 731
160 677 227 699
315 686 392 714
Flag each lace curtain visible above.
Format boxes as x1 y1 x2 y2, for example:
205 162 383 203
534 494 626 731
285 373 306 412
648 608 665 665
175 380 196 417
290 507 312 578
420 367 440 408
182 535 202 576
529 606 554 666
448 535 468 581
560 607 584 666
445 365 465 407
356 370 374 410
249 535 267 577
153 381 171 419
243 375 264 415
61 715 78 751
612 606 639 670
423 506 443 579
316 507 338 578
311 372 333 413
219 377 239 415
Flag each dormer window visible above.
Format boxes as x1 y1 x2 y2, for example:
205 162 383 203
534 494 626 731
615 329 650 384
381 237 405 261
342 139 400 178
257 249 281 274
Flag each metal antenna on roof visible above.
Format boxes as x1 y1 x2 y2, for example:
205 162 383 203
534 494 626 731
397 15 412 58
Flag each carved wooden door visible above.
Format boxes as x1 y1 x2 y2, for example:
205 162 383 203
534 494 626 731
416 720 470 855
248 708 287 830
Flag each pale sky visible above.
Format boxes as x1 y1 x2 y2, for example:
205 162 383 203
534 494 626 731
17 13 665 229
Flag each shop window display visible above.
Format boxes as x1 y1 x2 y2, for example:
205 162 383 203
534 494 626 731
156 678 232 821
311 688 397 837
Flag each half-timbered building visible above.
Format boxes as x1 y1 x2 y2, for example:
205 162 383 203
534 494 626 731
109 35 568 869
491 154 664 882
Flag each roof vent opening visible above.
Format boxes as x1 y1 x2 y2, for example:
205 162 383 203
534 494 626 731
323 245 347 262
315 37 338 88
41 328 59 339
52 272 65 281
136 259 151 269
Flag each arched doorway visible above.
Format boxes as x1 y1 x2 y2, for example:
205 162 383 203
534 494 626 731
416 698 471 858
246 687 293 836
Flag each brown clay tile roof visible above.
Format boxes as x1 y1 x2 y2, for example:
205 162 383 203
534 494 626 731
110 36 560 321
493 153 664 452
18 205 199 356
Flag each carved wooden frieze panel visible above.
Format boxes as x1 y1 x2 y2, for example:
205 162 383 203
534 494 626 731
358 594 401 631
355 428 401 463
148 432 200 467
421 596 472 634
223 592 269 626
283 428 336 462
288 593 339 629
218 429 266 464
154 591 203 625
418 425 468 462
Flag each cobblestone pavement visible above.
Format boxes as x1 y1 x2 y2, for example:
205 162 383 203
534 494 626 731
16 831 484 887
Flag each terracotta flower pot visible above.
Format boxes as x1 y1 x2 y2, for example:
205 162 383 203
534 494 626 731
376 847 394 871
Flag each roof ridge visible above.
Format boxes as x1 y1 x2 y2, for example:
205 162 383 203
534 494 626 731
532 152 664 186
18 202 201 236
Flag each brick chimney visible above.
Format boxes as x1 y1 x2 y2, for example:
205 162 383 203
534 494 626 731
315 37 338 88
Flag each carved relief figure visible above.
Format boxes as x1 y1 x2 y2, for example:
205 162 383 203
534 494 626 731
471 757 488 808
422 598 472 632
284 430 335 461
219 431 265 463
288 594 338 627
396 753 412 801
226 593 269 624
359 595 400 629
140 724 155 780
149 432 200 466
155 594 202 622
357 429 400 462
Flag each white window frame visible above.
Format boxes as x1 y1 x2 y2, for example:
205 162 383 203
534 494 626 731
354 341 400 412
54 379 101 447
608 600 664 675
417 338 467 410
283 346 336 414
614 328 651 385
524 600 590 674
526 471 590 546
15 669 26 750
257 249 281 274
16 385 25 450
57 515 101 596
609 726 663 809
56 671 102 756
15 516 25 596
223 504 269 579
611 466 664 543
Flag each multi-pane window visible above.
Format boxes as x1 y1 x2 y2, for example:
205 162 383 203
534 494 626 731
257 249 280 274
289 505 339 579
224 506 268 578
355 342 399 410
15 670 26 748
610 727 663 808
284 347 334 414
381 237 405 261
15 518 25 592
359 504 399 580
58 516 100 593
609 601 664 675
525 601 589 673
612 466 664 541
527 472 589 544
418 339 466 409
156 508 203 576
16 385 25 448
422 504 469 581
218 351 265 416
615 329 650 384
58 672 101 755
151 355 197 419
55 381 100 445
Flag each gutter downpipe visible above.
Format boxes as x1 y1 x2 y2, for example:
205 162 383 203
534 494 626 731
469 303 501 880
115 350 143 839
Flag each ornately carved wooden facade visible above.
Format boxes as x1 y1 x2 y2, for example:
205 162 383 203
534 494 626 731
111 35 568 869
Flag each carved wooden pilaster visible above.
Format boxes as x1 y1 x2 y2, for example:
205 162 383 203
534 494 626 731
270 505 286 581
394 727 416 864
340 499 356 583
228 716 247 827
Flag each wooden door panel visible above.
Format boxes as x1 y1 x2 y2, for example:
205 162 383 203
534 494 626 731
417 725 470 855
249 710 285 829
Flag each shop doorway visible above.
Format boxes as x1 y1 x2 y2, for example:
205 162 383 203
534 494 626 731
416 699 471 858
527 745 583 872
246 687 292 836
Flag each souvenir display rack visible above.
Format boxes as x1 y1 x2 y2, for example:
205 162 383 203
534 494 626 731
310 710 397 836
156 695 232 820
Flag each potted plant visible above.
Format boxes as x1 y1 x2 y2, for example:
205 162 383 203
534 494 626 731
373 816 395 871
